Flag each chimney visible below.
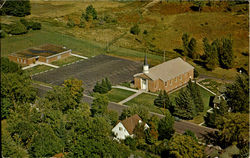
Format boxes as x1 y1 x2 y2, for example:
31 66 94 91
143 54 149 74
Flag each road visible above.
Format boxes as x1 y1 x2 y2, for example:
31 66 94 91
34 83 217 139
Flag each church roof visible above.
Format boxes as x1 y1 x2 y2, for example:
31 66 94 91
135 57 194 81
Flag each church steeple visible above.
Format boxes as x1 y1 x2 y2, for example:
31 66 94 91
143 54 149 74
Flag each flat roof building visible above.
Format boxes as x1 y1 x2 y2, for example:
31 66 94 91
8 44 71 65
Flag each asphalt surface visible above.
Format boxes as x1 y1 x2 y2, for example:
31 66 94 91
32 55 142 94
34 84 217 139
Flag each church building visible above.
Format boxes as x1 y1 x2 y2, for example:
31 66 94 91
133 56 194 92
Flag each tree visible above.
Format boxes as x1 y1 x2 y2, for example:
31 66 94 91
154 90 174 113
119 104 150 121
187 80 204 112
206 42 219 70
188 37 198 59
133 123 146 139
1 72 36 118
1 57 22 73
209 113 249 149
166 134 205 158
91 93 109 116
174 89 196 120
145 121 159 144
124 137 137 150
85 5 97 20
28 123 63 157
130 24 140 35
219 37 234 69
1 0 31 17
9 21 28 35
192 1 205 12
63 78 84 104
182 33 189 55
184 130 198 142
203 37 211 59
224 74 249 113
93 78 112 94
158 109 175 140
67 18 75 28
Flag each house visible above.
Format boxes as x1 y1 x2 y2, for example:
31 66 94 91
134 56 194 92
8 44 71 66
112 114 149 140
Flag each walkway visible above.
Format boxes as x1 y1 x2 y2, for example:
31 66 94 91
70 53 88 59
112 85 138 93
22 61 59 70
118 90 143 104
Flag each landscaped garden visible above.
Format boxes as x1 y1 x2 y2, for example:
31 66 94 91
106 88 135 103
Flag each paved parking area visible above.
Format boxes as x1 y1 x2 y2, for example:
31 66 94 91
32 54 142 93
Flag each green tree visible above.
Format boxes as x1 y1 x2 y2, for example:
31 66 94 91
182 33 190 55
166 134 204 158
154 90 174 113
93 78 112 94
63 78 84 104
85 5 97 20
133 123 146 139
184 130 198 142
124 137 137 150
188 37 198 59
174 89 196 120
193 0 205 12
145 121 159 144
67 18 75 28
9 21 28 35
203 37 211 59
28 123 63 157
91 93 109 116
130 24 140 35
206 42 219 70
119 104 150 121
224 74 249 113
1 57 22 73
1 72 36 118
1 0 31 17
187 80 204 112
158 109 175 140
219 37 234 69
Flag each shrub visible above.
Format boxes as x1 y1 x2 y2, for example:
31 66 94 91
9 21 28 35
0 30 6 38
79 19 86 28
31 22 41 30
67 19 75 28
130 24 140 35
93 78 112 94
194 69 199 78
143 30 148 35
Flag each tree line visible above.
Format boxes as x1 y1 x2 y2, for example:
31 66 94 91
182 33 234 70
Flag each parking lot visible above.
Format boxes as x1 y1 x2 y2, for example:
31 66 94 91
32 54 142 93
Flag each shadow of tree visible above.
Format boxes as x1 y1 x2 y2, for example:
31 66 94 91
173 48 184 56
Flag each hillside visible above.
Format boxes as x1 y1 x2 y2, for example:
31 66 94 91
1 1 249 79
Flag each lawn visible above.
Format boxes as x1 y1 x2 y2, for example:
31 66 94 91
24 65 53 75
125 85 214 123
106 88 135 103
51 55 83 66
125 93 163 114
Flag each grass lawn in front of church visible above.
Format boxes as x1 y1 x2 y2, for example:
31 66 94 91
106 88 136 103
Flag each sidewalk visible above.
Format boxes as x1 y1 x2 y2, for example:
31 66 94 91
112 85 138 93
71 53 88 59
118 90 143 104
22 61 59 70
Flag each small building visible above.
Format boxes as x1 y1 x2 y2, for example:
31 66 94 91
8 44 71 65
112 114 149 140
134 56 194 92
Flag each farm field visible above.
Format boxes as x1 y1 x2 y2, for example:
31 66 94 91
106 88 135 103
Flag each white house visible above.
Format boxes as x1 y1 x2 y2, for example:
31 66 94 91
112 114 149 140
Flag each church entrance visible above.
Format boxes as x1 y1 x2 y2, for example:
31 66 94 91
141 79 147 90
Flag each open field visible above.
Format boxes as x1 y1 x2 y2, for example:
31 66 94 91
1 1 248 80
106 88 135 103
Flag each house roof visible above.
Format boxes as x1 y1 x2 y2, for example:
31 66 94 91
134 57 194 81
9 44 70 58
121 114 142 135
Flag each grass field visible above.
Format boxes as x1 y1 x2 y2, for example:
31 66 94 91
51 56 83 66
126 93 163 114
106 88 135 103
24 65 53 75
